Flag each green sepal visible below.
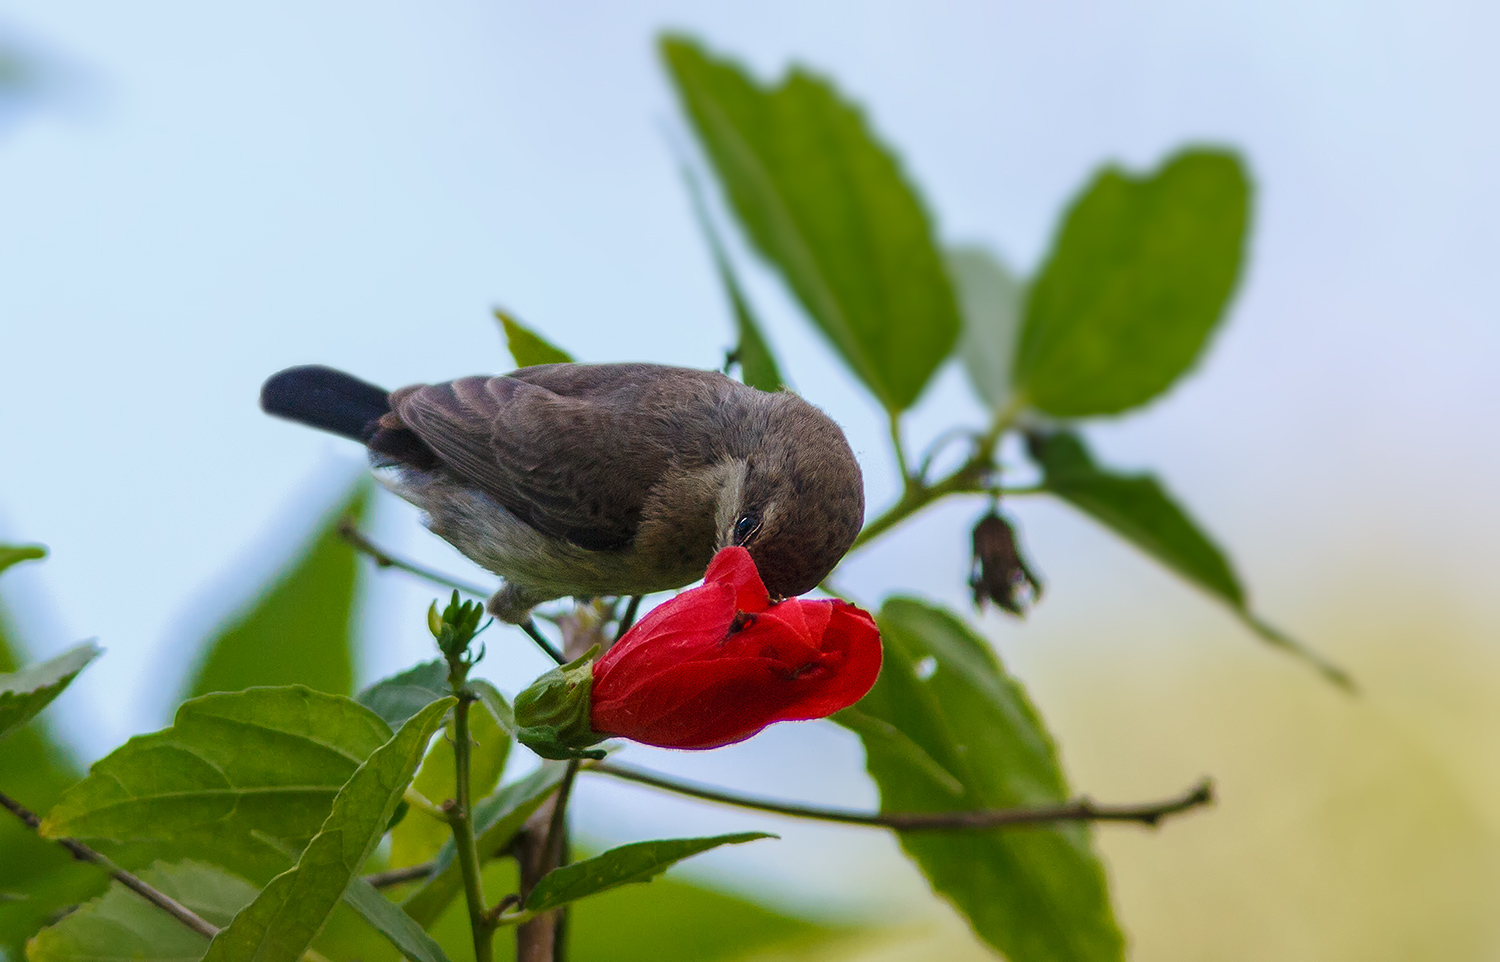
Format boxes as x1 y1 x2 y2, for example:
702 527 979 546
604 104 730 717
515 645 605 760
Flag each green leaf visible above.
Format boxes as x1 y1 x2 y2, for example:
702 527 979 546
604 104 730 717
470 680 516 738
41 687 393 881
1025 428 1351 687
0 642 100 741
525 833 774 913
567 870 840 962
947 246 1024 411
680 162 785 392
389 682 512 869
357 660 450 731
838 597 1124 962
496 310 574 367
342 878 452 962
182 481 371 700
1014 149 1251 416
834 707 963 798
202 697 452 962
26 861 256 961
401 762 568 927
0 545 45 579
661 36 960 412
308 900 403 962
0 608 101 956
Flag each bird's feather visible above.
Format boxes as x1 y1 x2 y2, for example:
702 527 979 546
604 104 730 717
387 364 747 551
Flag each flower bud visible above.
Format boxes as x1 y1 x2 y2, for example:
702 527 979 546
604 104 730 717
429 590 486 661
969 511 1043 616
514 645 606 760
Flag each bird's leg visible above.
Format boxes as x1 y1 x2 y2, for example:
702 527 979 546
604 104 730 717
486 582 552 624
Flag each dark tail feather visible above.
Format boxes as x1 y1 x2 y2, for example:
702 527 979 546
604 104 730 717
261 366 391 442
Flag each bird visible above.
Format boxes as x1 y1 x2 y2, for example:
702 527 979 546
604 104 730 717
260 363 865 622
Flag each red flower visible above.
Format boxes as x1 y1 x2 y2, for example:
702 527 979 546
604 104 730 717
589 546 882 750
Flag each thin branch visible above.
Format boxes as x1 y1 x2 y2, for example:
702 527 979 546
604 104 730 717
447 688 493 962
614 595 643 641
520 619 567 666
887 413 913 490
365 861 436 889
588 762 1213 831
403 786 447 821
914 427 980 485
0 788 220 940
850 395 1026 555
513 608 604 962
341 519 566 666
848 465 990 551
339 519 493 598
542 761 580 875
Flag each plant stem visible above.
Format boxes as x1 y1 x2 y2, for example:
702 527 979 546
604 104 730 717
614 595 643 641
887 413 913 490
364 861 436 888
0 788 220 939
850 397 1026 554
849 460 990 550
521 619 567 666
339 519 492 598
587 762 1213 831
545 760 580 962
543 761 580 879
403 786 447 821
446 670 493 962
514 609 596 961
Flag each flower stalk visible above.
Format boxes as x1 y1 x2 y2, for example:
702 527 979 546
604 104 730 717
430 592 498 962
851 396 1025 553
447 687 493 962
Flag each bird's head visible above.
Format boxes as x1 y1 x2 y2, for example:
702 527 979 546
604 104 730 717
713 393 865 599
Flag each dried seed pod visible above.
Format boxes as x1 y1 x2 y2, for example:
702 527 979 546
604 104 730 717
969 511 1044 616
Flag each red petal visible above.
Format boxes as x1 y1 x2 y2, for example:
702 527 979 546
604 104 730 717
589 598 884 751
766 601 882 722
592 656 801 749
730 599 830 664
703 546 770 612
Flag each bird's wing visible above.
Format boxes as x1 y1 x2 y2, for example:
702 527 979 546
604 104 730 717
389 365 729 550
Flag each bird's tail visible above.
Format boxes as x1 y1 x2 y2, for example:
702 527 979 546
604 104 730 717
260 365 391 442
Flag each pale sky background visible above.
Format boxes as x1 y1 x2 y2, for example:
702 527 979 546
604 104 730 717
2 1 1498 952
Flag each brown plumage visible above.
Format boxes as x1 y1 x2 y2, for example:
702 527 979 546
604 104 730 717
261 363 865 621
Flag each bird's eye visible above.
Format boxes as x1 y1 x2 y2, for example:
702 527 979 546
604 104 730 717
733 513 759 544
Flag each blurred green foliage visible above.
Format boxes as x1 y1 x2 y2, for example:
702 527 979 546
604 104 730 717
498 311 575 368
0 644 98 741
1014 151 1249 417
180 482 370 701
